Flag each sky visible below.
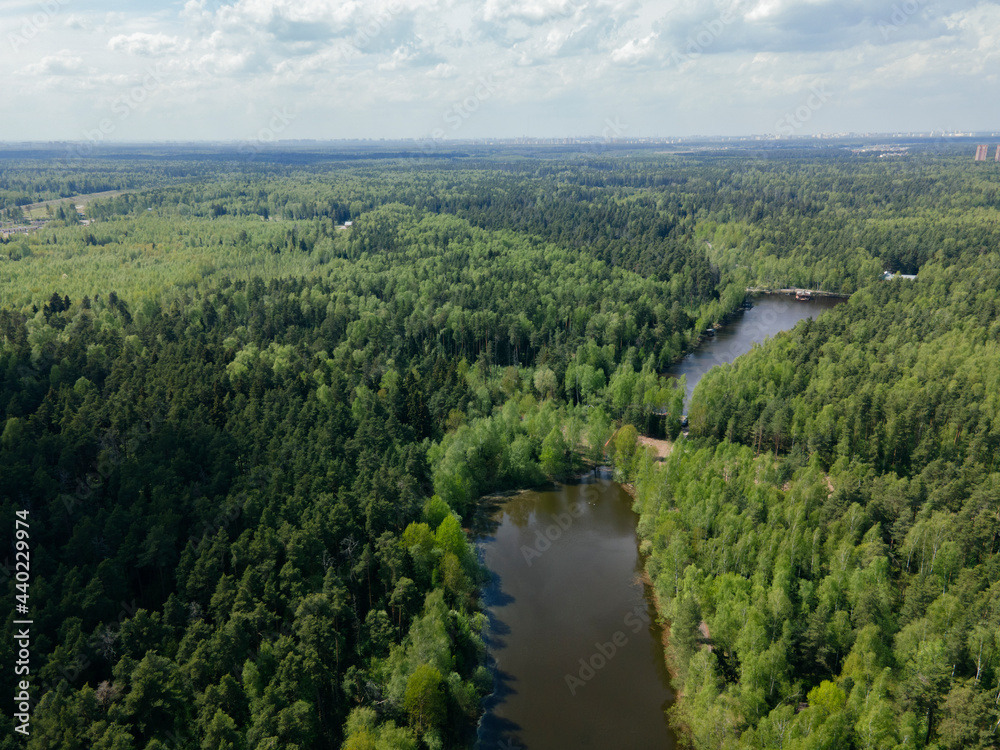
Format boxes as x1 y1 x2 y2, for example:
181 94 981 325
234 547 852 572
2 0 999 143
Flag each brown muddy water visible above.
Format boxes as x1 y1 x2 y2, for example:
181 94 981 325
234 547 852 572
474 471 676 749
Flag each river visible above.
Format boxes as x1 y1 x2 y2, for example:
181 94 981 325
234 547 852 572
672 294 845 406
474 294 845 749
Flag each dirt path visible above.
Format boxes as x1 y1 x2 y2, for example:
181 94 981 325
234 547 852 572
638 435 673 460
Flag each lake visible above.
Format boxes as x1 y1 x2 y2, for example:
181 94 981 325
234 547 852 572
475 473 675 749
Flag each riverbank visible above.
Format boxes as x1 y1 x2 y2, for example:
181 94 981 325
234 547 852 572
621 474 689 739
622 471 683 674
624 293 850 743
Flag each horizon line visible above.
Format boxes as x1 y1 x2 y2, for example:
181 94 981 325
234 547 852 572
1 131 998 147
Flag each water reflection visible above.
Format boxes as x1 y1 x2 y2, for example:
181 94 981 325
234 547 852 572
475 472 675 750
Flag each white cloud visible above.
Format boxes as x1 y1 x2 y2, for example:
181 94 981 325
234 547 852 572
193 49 263 76
744 0 784 23
376 44 435 70
22 50 84 76
64 15 93 31
207 0 364 39
611 33 658 63
3 0 1000 139
482 0 580 24
427 62 457 78
108 32 184 56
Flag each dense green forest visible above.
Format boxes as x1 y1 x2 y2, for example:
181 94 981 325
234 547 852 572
2 144 999 748
630 251 1000 746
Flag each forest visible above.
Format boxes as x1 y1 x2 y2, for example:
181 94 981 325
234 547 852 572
1 143 999 749
631 249 1000 749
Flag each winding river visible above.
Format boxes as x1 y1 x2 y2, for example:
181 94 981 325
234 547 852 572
475 294 846 750
671 294 845 406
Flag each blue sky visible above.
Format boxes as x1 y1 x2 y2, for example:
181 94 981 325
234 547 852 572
3 0 999 142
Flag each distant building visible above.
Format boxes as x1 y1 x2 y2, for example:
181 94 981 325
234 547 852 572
344 221 353 227
976 145 990 161
995 146 1000 162
882 270 917 281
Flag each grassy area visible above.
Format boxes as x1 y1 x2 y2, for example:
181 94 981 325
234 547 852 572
21 190 127 219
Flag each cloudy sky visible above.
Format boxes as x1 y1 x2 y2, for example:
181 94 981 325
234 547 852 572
3 0 999 142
